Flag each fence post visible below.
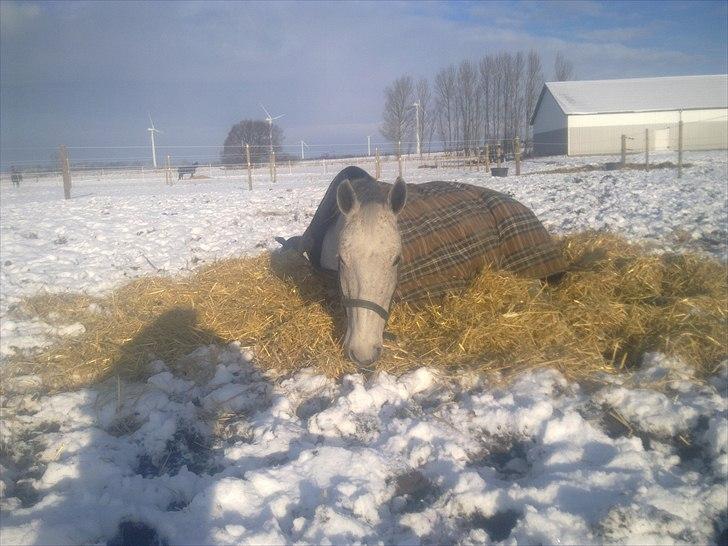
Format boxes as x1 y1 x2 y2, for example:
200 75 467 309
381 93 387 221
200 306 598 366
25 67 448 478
244 144 252 190
165 155 171 185
271 151 277 183
677 116 683 178
484 143 490 173
621 134 627 166
59 145 71 199
644 129 649 170
323 158 327 175
514 137 521 175
375 147 381 179
496 143 502 168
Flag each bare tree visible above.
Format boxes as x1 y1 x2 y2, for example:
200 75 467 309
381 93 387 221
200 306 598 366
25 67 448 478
554 51 575 81
434 65 457 152
221 120 283 165
456 60 479 154
415 78 435 153
478 55 494 144
523 49 544 147
381 76 415 155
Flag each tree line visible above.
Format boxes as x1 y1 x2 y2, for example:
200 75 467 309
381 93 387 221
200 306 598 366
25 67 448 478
381 50 574 155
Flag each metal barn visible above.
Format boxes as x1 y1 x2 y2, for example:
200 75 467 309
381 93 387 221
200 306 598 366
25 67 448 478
530 74 728 156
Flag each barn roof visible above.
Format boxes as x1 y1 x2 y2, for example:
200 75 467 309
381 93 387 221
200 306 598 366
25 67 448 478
531 74 728 124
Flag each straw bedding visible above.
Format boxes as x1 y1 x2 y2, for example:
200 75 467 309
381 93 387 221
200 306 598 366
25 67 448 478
5 232 726 392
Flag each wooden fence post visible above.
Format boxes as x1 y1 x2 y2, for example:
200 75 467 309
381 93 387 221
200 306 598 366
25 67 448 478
245 144 252 190
484 143 490 173
59 145 71 199
271 151 277 183
496 143 502 168
677 116 683 178
375 147 381 179
514 137 521 175
165 154 171 185
644 129 649 170
621 134 627 166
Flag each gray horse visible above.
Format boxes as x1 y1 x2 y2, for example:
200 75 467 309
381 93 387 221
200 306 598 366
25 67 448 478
279 166 565 366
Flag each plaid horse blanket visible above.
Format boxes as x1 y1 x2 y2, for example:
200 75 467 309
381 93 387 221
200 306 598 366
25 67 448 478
282 167 566 301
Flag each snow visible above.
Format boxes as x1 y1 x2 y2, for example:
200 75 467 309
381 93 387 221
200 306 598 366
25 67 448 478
541 74 728 115
1 151 726 544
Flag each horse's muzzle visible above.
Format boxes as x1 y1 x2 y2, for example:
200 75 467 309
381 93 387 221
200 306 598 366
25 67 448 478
347 345 382 367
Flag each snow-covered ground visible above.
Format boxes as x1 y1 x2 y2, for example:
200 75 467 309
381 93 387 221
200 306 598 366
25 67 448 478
1 151 726 545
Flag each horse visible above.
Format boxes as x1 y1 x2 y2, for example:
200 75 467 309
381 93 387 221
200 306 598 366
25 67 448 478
178 162 199 180
277 166 566 367
10 168 22 188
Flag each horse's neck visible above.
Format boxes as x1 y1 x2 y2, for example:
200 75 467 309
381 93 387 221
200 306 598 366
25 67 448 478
320 216 344 271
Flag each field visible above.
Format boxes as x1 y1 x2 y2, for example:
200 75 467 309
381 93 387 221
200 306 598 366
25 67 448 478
1 151 726 545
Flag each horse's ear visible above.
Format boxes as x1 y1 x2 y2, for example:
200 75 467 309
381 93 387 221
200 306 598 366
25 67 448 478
337 179 359 216
389 177 407 215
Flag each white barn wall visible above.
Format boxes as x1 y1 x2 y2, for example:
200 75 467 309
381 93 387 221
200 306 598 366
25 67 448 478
567 108 727 156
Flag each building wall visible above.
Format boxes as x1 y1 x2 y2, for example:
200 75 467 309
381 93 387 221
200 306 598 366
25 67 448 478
567 108 727 155
532 91 567 156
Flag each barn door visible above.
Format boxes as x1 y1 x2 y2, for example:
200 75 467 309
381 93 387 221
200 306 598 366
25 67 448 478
653 128 670 151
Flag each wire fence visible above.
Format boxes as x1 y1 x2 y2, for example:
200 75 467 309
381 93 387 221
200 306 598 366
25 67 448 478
1 118 726 188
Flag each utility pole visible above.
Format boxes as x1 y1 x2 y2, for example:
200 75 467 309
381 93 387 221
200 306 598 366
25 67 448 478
413 102 421 157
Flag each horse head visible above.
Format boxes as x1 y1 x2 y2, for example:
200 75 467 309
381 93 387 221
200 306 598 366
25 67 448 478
335 176 407 366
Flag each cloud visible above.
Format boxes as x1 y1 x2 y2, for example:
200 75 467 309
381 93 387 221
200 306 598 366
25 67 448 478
0 0 725 155
575 26 649 42
0 1 41 36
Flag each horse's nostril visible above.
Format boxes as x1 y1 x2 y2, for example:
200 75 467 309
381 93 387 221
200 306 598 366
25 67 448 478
347 345 383 367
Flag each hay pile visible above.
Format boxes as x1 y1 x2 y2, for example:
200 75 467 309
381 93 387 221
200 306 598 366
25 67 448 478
7 232 727 392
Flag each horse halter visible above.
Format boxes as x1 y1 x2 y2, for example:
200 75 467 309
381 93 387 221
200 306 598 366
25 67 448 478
338 257 391 322
341 297 390 322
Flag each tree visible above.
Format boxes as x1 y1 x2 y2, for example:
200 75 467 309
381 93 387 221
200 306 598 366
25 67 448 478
554 51 575 81
415 78 434 153
524 50 544 146
221 120 283 165
434 65 457 151
381 76 415 155
456 60 479 153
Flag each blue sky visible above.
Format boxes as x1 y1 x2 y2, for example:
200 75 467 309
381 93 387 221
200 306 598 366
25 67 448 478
1 0 726 166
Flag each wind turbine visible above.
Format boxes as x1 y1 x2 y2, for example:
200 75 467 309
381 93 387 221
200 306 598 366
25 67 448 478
300 140 310 160
260 104 284 154
147 114 163 168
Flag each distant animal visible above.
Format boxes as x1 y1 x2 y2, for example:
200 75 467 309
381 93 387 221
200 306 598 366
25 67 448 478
178 162 199 180
277 166 566 367
10 167 22 188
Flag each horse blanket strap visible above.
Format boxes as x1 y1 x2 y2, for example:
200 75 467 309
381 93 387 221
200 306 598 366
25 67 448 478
341 298 390 322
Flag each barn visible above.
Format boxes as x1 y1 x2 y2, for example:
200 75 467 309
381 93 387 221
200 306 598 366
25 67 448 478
530 74 728 156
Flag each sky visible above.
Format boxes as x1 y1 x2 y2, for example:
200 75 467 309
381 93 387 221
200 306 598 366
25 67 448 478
1 0 726 167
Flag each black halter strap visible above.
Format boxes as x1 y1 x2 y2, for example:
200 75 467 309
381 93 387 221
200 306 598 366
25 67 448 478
341 297 390 322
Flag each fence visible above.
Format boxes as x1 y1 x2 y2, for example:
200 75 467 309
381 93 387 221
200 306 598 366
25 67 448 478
0 131 720 193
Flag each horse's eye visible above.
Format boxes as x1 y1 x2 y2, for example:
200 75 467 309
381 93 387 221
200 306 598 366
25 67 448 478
393 255 402 266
